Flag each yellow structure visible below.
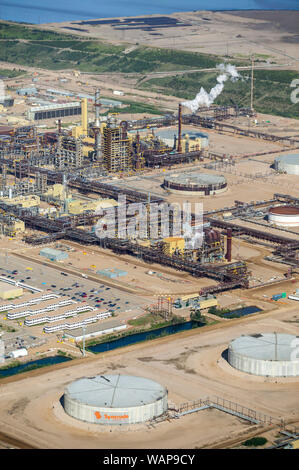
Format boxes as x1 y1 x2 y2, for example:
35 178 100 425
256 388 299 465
0 218 25 236
67 198 118 215
198 298 218 309
181 134 201 153
163 237 185 256
181 293 200 302
0 282 23 300
71 98 88 139
44 183 65 199
0 195 40 208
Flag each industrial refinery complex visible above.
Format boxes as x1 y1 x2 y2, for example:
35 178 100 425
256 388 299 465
0 13 298 452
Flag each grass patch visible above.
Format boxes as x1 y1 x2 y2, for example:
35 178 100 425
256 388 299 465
0 21 247 75
0 68 27 78
139 69 299 119
106 99 164 116
242 437 268 447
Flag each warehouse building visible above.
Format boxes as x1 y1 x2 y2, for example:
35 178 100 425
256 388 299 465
63 319 126 341
39 247 68 261
0 282 23 300
96 268 127 279
63 374 168 425
27 102 81 121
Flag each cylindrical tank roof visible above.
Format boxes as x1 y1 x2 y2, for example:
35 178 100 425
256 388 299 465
164 172 226 187
229 333 298 361
269 205 299 216
64 374 167 408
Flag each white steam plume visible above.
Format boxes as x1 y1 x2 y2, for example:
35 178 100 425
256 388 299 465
181 63 240 113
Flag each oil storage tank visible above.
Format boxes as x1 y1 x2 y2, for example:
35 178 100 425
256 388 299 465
63 374 168 425
268 206 299 227
163 172 227 196
274 154 299 175
228 333 299 377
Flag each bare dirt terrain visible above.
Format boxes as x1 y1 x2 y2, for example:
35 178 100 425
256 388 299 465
42 10 299 69
0 303 298 449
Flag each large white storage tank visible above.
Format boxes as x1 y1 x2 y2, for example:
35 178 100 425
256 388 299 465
64 374 168 425
274 154 299 175
228 333 299 377
268 205 299 227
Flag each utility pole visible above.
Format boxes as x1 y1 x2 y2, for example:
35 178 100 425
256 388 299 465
250 54 255 112
82 325 86 357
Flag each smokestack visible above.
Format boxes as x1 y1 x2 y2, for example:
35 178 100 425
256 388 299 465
225 228 232 262
81 98 88 136
94 89 102 164
178 103 182 153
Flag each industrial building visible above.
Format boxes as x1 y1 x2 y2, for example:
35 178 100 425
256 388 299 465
268 206 299 227
163 172 227 196
63 320 126 341
155 129 209 151
103 119 132 172
39 247 69 261
0 292 59 312
0 216 25 236
0 194 40 209
228 333 299 377
43 309 112 333
24 304 96 326
274 154 299 175
63 374 168 425
96 268 127 279
0 282 23 300
7 298 75 320
27 102 82 121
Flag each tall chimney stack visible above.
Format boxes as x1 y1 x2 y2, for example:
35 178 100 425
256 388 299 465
225 228 232 262
178 103 182 153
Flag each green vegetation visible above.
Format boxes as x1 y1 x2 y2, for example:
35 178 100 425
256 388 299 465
105 99 163 116
0 68 26 78
0 360 21 370
0 322 16 332
190 309 206 324
208 306 233 317
57 350 75 359
140 69 299 119
242 437 268 447
0 21 245 75
85 316 188 349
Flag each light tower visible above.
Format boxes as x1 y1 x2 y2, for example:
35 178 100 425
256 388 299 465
250 54 255 112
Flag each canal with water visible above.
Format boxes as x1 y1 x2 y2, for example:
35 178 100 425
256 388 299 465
88 320 204 354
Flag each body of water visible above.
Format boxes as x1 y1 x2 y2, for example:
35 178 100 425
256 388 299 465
0 355 72 378
223 305 262 318
88 320 204 354
0 0 298 24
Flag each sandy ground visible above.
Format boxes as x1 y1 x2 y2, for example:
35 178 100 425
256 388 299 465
41 10 299 69
0 303 298 449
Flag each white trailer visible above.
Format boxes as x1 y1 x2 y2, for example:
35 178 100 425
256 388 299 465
10 348 28 359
